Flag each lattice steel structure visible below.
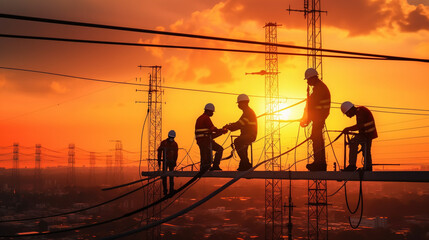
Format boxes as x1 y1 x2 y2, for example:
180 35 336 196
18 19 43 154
142 65 163 240
263 22 283 240
34 144 42 192
114 141 123 182
68 143 76 186
288 1 328 238
12 143 19 195
105 154 113 185
90 152 96 185
306 0 328 239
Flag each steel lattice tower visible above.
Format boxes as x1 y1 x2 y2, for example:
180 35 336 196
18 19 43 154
289 1 328 239
34 144 42 192
264 22 283 240
90 152 96 185
142 65 163 240
12 143 19 195
306 0 328 239
114 141 123 182
68 143 76 186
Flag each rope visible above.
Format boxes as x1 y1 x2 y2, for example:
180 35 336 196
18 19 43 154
0 178 161 223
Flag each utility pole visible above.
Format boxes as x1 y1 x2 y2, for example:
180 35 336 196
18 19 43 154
90 152 96 185
114 141 123 183
263 22 283 240
34 144 42 192
12 143 19 195
138 65 163 240
288 1 328 239
68 143 76 187
105 154 113 185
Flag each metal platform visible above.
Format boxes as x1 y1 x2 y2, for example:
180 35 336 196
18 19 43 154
141 171 429 183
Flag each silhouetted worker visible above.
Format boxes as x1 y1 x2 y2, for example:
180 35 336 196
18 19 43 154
195 103 227 171
157 130 178 195
300 68 331 171
341 101 377 171
224 94 257 171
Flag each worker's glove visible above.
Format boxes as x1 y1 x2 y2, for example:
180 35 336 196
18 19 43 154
300 119 308 128
222 124 230 130
221 128 228 134
342 127 351 134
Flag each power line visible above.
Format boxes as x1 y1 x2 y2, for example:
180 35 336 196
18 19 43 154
376 135 429 142
0 178 161 223
380 125 429 133
0 34 385 61
2 66 429 115
1 13 428 62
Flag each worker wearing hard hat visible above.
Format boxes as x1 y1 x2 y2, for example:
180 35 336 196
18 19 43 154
195 103 228 171
224 94 257 171
300 68 331 171
157 130 179 195
341 101 378 171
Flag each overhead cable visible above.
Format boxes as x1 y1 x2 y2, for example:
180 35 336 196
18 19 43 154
0 34 386 61
1 13 428 62
0 178 161 223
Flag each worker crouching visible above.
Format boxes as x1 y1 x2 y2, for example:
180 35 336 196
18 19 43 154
341 101 377 171
157 130 178 196
195 103 228 172
224 94 257 171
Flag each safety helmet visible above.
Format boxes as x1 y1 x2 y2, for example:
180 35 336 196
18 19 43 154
304 68 318 80
204 103 215 112
237 94 250 103
341 101 355 114
168 130 176 138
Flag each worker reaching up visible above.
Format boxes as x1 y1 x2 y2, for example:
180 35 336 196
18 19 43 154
300 68 331 171
341 101 378 171
157 130 178 195
195 103 228 172
224 94 257 171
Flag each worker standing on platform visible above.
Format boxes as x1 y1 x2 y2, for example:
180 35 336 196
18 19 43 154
224 94 257 171
195 103 227 172
157 130 178 195
300 68 331 171
341 101 378 171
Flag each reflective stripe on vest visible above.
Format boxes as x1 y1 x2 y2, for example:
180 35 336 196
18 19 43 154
195 128 211 138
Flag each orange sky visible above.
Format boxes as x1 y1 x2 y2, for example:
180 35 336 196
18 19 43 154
0 0 428 170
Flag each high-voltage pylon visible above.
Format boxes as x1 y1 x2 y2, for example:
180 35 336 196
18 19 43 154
12 143 19 195
90 152 96 185
34 144 42 192
68 143 76 186
263 22 283 240
114 141 123 182
138 65 163 240
288 1 328 239
105 154 113 185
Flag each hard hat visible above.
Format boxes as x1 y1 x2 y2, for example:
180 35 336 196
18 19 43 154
237 94 250 103
304 68 318 80
204 103 215 112
168 130 176 138
341 101 355 114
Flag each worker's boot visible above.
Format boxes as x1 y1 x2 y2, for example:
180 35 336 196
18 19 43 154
342 165 357 172
306 162 327 171
209 165 222 171
238 162 252 171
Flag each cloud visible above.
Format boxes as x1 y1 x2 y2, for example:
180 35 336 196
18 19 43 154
219 0 429 36
50 81 68 94
397 4 429 32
